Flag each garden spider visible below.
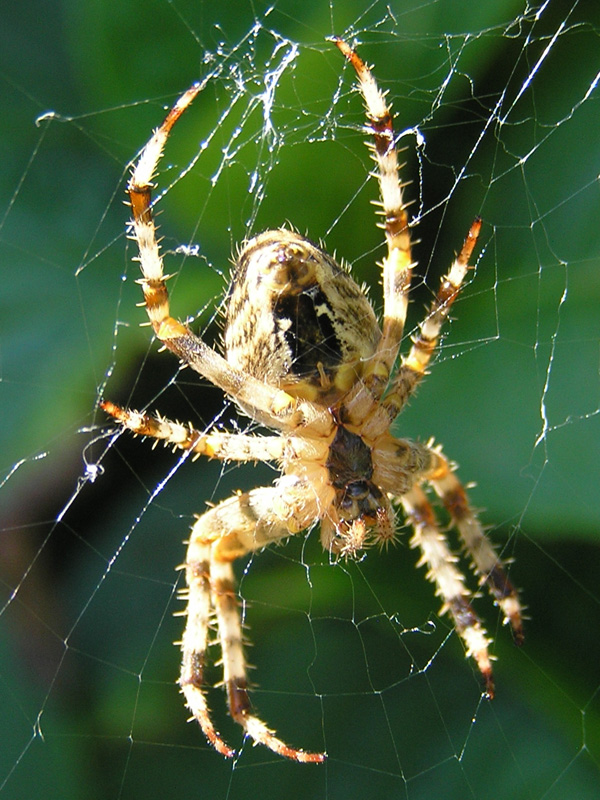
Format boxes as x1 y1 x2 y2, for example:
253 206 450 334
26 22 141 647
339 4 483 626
102 39 523 762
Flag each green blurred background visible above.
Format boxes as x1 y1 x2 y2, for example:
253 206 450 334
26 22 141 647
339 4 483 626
1 1 599 798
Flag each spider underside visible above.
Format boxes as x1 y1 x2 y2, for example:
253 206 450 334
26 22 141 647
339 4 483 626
102 39 523 763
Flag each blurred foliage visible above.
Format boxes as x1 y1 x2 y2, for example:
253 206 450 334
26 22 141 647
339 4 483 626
0 1 599 798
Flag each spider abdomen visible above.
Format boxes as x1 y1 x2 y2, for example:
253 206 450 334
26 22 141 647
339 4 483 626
225 229 381 402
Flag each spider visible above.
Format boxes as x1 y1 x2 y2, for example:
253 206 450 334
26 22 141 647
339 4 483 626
102 39 523 763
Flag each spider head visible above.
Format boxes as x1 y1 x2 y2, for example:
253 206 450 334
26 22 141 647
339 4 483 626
333 480 397 557
319 478 396 559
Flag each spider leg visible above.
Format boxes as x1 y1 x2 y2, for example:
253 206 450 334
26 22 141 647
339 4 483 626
101 400 289 462
383 218 481 419
127 86 333 438
401 484 495 697
336 40 414 399
179 486 326 762
336 42 482 433
425 449 524 644
178 535 232 756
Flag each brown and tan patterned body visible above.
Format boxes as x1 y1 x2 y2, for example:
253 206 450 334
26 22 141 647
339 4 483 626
102 39 523 762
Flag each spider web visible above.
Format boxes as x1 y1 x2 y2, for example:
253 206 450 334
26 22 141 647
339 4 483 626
1 0 599 797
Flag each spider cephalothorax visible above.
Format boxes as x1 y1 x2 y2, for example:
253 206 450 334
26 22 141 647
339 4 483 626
102 39 523 763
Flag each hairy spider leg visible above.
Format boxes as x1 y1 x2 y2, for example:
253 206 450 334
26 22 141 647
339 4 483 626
102 404 332 760
335 39 415 402
425 450 524 644
335 43 482 436
400 484 495 696
100 401 289 462
127 85 334 438
385 218 482 419
180 487 326 762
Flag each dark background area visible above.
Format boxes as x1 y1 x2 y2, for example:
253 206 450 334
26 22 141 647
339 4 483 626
1 1 599 798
